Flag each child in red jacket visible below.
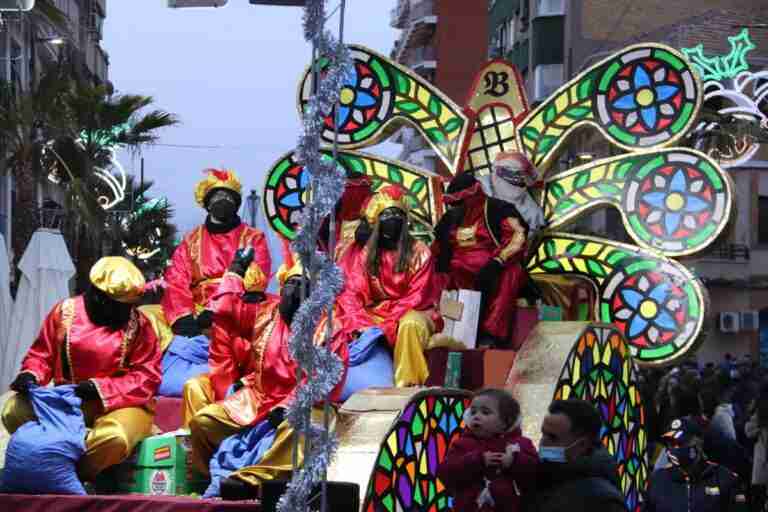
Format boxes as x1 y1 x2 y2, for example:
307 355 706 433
438 388 539 512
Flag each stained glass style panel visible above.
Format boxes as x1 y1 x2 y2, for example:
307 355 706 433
362 390 472 512
553 325 649 512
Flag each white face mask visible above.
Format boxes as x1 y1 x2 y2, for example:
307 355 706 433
538 438 582 463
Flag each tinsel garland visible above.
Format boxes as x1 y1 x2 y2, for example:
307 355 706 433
276 1 353 510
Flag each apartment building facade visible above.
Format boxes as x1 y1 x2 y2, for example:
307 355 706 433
0 0 109 263
390 0 489 175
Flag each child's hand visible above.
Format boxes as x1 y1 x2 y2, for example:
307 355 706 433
483 451 504 467
502 443 520 468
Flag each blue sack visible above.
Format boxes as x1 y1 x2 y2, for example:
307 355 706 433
2 385 86 495
204 419 277 498
158 334 210 397
340 327 394 401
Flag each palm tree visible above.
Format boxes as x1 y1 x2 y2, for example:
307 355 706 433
0 65 71 267
0 1 74 270
43 78 179 287
106 177 178 280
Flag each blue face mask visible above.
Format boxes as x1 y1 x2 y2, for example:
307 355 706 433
538 446 567 463
539 438 581 463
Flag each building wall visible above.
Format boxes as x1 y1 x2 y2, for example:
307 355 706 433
434 0 489 104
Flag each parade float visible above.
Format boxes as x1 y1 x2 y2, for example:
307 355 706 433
0 1 744 511
260 38 733 512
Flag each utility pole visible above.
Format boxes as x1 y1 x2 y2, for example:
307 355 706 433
140 157 144 202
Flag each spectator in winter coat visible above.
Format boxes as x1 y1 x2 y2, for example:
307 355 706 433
745 395 768 511
438 389 538 512
523 399 627 512
645 417 748 512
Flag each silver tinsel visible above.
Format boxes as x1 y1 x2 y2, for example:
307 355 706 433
276 1 353 511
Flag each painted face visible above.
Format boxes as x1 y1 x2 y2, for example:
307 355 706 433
378 207 406 250
206 189 239 221
84 286 134 330
464 395 507 439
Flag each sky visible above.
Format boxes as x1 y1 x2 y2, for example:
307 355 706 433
103 1 399 236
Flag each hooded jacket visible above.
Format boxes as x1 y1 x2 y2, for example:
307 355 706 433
523 447 627 512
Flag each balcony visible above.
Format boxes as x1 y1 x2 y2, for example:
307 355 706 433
392 0 437 63
403 45 437 71
390 0 410 29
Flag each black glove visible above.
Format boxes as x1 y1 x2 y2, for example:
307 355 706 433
475 259 503 295
196 310 214 329
172 314 203 337
231 380 245 393
435 205 465 240
74 380 100 402
267 407 286 429
228 247 254 277
354 219 372 246
436 244 454 273
242 291 266 304
10 372 36 394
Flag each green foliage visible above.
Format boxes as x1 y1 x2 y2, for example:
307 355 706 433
0 55 179 272
108 177 178 279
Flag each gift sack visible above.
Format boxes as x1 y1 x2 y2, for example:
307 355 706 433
2 385 87 494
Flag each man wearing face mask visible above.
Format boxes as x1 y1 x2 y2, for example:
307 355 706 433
3 257 162 482
644 417 748 512
432 153 536 348
525 399 627 512
351 185 443 387
162 168 271 339
184 255 365 490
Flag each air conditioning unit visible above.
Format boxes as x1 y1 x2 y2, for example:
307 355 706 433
740 311 759 331
718 312 740 333
0 1 35 11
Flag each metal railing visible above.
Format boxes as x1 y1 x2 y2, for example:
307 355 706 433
409 0 435 21
708 243 751 261
389 0 410 28
405 45 437 65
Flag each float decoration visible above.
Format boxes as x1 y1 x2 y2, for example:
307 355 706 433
517 44 701 174
361 389 472 512
298 45 469 174
543 148 733 256
527 233 708 366
552 324 649 512
264 149 439 239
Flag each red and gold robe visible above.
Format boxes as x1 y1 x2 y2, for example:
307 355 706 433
19 296 162 412
432 189 528 343
161 223 271 326
207 273 367 427
347 240 443 348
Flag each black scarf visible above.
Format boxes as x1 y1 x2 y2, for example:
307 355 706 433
205 214 241 234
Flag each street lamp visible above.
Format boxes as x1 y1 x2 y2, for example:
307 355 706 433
245 189 259 227
37 36 65 46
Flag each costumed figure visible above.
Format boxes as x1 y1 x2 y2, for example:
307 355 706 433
352 185 443 387
433 152 543 347
318 170 374 255
161 168 271 338
183 251 369 489
3 257 162 481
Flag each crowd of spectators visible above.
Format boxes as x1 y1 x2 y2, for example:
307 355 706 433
639 353 765 511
